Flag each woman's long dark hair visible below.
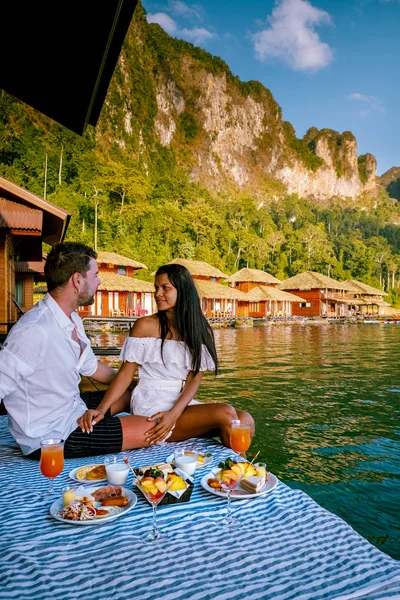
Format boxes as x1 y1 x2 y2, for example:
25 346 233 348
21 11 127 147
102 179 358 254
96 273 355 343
155 264 218 374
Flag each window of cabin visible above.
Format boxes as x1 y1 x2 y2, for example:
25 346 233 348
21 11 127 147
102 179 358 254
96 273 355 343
118 266 126 275
211 277 216 282
300 302 311 308
15 280 24 306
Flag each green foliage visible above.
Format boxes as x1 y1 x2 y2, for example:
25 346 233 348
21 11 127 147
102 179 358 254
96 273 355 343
283 121 323 172
358 155 369 185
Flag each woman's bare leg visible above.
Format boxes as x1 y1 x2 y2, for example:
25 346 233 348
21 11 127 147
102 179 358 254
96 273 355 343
119 414 155 450
168 403 255 447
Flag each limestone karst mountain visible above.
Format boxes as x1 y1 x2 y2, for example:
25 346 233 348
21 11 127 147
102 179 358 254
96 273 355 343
380 167 400 201
94 1 377 201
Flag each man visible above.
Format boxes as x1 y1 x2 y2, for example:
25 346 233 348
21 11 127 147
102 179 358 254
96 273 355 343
0 242 153 458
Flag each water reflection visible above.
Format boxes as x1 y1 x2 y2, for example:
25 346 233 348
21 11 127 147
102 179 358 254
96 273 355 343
93 323 400 559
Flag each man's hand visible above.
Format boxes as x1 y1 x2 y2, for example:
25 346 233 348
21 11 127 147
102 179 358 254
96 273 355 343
145 410 178 444
77 409 105 433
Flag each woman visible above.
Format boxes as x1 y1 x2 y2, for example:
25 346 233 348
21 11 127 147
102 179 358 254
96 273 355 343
78 264 254 446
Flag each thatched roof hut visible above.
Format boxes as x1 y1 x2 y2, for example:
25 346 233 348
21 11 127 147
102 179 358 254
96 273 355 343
98 272 154 293
166 258 228 279
97 251 147 270
226 268 281 285
35 274 154 294
280 271 353 291
247 286 306 303
194 279 248 300
344 279 388 297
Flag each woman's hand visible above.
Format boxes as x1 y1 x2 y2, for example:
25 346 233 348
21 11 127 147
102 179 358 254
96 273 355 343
145 410 178 444
77 409 105 434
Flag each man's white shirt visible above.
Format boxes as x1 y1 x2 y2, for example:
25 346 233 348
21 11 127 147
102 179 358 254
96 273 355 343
0 294 98 454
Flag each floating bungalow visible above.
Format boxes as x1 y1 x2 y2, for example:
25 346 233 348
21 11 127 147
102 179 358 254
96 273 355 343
166 258 247 317
247 286 306 317
226 267 282 292
280 271 354 318
78 251 154 318
0 176 69 336
226 267 304 317
344 279 391 316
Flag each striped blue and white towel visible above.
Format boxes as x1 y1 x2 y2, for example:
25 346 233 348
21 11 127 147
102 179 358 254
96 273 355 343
0 417 399 600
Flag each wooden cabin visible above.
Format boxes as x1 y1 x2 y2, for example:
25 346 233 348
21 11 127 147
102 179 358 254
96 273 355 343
78 251 154 318
0 176 70 335
226 267 282 294
247 286 306 317
166 258 247 317
280 271 353 318
344 279 391 316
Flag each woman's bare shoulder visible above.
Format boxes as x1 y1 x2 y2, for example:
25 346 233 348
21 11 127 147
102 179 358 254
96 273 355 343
129 315 160 338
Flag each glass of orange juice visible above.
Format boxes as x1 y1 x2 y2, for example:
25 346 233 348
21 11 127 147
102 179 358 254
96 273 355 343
230 420 252 458
40 438 65 494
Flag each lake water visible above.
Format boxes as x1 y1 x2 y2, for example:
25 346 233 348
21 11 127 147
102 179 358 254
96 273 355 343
92 323 400 559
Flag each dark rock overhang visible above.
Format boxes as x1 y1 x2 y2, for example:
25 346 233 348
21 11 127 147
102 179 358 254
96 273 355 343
0 0 138 135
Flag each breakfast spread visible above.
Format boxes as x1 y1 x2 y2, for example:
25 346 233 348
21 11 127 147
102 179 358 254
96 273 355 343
58 485 130 521
74 464 106 481
53 451 274 525
137 466 189 501
207 458 268 494
139 467 186 493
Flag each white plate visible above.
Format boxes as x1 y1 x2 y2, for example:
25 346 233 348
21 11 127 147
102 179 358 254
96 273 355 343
50 486 137 525
68 464 107 483
166 452 213 469
200 471 278 500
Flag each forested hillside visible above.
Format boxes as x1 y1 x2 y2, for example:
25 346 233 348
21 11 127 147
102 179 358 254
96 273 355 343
0 2 400 303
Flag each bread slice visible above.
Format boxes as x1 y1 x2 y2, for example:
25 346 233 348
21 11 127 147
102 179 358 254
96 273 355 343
240 476 266 494
75 464 99 480
86 465 107 480
138 462 174 476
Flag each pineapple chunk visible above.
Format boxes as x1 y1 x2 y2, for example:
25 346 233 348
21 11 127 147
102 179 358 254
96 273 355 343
243 463 257 477
167 474 186 491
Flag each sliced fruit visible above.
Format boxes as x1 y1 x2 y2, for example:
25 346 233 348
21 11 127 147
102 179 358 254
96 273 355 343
244 464 257 477
145 484 159 495
231 464 243 477
155 480 167 493
222 469 238 480
141 479 155 488
167 474 186 491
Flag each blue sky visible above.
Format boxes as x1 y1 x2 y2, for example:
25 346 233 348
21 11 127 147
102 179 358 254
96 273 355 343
143 0 400 175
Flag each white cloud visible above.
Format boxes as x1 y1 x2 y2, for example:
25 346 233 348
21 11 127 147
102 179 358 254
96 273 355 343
251 0 334 72
147 11 217 45
168 1 203 21
147 12 178 35
347 93 384 117
180 27 217 44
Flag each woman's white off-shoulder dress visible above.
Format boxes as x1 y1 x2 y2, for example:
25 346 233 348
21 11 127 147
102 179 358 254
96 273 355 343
119 337 215 418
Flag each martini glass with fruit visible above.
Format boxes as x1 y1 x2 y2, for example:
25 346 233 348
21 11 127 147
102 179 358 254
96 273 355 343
137 467 173 544
214 458 247 529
